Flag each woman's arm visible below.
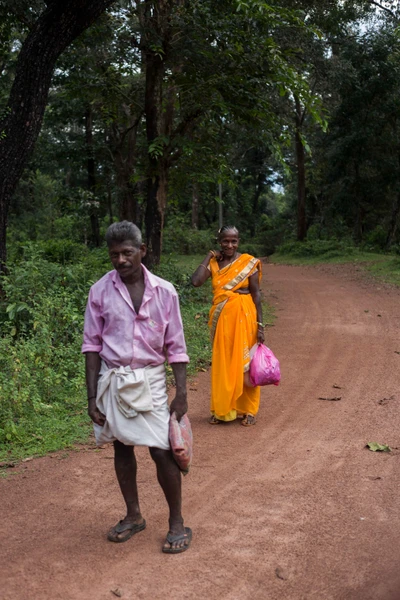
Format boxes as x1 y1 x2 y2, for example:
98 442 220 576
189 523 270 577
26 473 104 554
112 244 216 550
249 271 265 344
191 251 215 287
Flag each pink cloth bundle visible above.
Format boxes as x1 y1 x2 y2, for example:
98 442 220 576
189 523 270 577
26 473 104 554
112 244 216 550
169 412 193 475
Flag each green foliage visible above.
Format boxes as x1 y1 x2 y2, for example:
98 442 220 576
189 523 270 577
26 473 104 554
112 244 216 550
0 243 110 456
239 243 265 257
0 246 213 460
163 215 215 255
361 226 388 252
276 239 357 260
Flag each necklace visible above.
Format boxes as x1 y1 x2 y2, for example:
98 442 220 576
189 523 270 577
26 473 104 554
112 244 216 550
221 252 238 270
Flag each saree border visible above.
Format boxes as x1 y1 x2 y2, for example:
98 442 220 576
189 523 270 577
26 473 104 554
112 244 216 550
210 299 228 343
222 257 259 291
210 256 259 343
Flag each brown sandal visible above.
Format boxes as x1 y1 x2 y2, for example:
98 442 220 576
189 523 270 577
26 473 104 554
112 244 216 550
209 415 223 424
241 413 256 427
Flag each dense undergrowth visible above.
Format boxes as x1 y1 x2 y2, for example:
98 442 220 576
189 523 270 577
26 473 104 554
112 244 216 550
273 239 399 265
0 244 213 462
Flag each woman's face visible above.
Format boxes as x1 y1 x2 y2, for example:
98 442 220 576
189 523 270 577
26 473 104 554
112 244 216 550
219 230 239 258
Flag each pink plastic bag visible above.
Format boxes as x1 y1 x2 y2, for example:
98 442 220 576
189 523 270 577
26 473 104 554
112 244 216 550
249 344 281 387
169 412 193 475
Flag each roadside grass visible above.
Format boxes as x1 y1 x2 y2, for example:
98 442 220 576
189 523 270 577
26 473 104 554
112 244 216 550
272 250 387 265
272 240 400 287
365 256 400 286
0 406 91 464
0 251 274 467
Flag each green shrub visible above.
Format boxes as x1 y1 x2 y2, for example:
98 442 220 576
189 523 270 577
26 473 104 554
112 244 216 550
154 257 210 306
276 239 356 259
361 226 387 252
0 243 213 458
0 244 111 449
163 215 214 254
239 243 264 257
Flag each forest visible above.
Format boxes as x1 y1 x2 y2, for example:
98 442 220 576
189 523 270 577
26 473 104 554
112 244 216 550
0 0 399 459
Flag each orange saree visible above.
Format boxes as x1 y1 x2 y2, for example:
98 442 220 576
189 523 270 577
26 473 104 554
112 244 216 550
208 253 261 421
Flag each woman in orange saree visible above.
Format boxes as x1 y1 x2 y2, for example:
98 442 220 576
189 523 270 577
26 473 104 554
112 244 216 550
191 226 264 426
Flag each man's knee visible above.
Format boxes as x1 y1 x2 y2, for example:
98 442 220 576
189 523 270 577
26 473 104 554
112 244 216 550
114 440 134 459
149 446 170 464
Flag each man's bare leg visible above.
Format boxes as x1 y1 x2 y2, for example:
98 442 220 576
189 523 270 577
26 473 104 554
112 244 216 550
149 447 189 551
109 440 145 541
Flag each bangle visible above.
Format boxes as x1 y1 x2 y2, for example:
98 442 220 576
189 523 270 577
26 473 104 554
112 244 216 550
198 264 209 271
256 322 265 328
209 250 216 258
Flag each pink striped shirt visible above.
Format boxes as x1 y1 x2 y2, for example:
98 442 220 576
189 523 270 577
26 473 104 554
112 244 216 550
82 265 189 368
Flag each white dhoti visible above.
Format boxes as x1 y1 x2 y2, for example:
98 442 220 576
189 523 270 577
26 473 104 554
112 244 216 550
93 362 170 450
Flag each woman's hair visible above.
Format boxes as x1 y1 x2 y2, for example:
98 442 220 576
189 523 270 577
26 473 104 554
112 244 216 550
217 225 239 241
105 221 142 248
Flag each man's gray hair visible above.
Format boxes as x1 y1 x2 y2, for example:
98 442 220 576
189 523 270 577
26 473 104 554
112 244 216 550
105 221 142 248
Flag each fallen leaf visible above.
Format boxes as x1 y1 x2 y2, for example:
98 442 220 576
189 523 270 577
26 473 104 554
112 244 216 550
377 314 382 317
366 442 391 452
189 388 197 391
367 476 382 481
111 588 122 598
22 457 34 463
200 368 207 372
318 396 342 401
275 567 289 581
194 314 201 320
394 351 400 355
378 395 395 406
332 384 342 389
364 310 369 313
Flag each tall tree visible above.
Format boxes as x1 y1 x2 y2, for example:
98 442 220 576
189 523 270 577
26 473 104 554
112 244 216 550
0 0 116 270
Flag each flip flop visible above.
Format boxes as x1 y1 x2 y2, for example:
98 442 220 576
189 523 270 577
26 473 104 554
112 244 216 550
209 415 223 424
241 413 256 427
107 519 146 543
162 527 192 554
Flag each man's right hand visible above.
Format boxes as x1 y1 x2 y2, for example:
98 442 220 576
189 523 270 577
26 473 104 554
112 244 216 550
88 401 106 426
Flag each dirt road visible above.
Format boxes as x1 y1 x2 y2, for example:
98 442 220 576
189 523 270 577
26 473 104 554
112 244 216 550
2 263 400 600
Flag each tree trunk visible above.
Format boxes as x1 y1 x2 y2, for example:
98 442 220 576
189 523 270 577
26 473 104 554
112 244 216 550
192 182 199 229
295 96 307 242
353 162 364 244
143 48 165 267
385 194 400 250
385 149 400 250
0 0 115 271
250 171 265 237
108 109 142 224
140 0 189 268
85 106 100 246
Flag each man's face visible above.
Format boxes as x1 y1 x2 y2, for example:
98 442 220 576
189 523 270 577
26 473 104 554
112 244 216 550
109 240 146 282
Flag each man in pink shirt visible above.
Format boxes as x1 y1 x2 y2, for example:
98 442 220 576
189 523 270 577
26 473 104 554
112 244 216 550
82 221 191 554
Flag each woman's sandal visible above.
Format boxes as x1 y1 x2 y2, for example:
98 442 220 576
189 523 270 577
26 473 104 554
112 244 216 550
241 413 256 427
209 415 223 424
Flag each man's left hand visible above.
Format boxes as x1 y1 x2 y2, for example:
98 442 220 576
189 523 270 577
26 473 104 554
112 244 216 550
170 393 188 422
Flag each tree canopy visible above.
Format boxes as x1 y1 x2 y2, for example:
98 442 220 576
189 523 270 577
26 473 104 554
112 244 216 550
1 0 400 263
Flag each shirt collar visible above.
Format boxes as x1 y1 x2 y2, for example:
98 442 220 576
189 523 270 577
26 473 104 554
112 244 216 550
111 264 160 290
